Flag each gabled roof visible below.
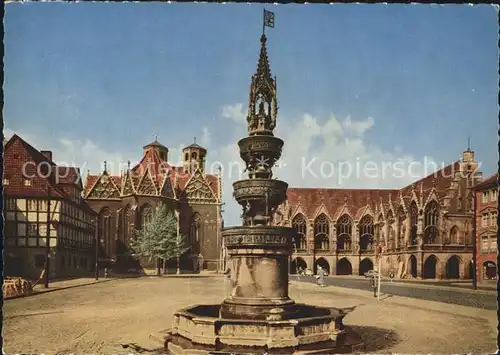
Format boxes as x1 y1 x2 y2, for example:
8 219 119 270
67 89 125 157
4 134 95 213
473 173 498 191
287 162 463 220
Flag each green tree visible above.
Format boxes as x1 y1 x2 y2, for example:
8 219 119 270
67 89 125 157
129 204 189 276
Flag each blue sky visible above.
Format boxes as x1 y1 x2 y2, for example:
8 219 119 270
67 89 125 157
5 3 498 224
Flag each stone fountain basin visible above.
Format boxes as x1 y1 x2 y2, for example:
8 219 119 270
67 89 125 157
233 179 288 206
164 303 365 354
238 135 284 163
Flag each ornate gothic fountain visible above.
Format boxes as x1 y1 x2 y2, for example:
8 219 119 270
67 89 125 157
164 33 364 355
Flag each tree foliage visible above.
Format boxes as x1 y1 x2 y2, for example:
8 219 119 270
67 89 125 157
129 204 189 262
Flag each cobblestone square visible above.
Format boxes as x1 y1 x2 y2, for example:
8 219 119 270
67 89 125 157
3 275 497 354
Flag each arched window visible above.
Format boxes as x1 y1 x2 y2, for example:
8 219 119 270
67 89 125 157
336 214 352 250
314 214 330 250
359 215 374 251
449 226 459 244
410 202 418 245
396 207 406 249
383 210 394 250
98 207 112 257
140 204 153 229
191 152 198 160
190 213 200 254
123 205 132 244
292 214 307 250
424 201 439 244
184 153 189 161
375 214 384 244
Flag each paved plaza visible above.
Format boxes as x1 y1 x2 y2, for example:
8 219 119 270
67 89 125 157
3 275 497 354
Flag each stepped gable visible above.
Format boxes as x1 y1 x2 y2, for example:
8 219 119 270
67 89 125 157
286 162 461 219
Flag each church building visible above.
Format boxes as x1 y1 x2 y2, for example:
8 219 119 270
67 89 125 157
83 139 223 272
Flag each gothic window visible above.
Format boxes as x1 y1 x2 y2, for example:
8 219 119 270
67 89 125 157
190 213 200 254
449 226 459 244
314 214 330 250
140 204 153 229
374 214 384 244
410 202 418 245
359 215 374 251
123 205 133 244
336 214 352 250
424 201 439 244
292 214 307 250
386 210 395 250
98 207 112 257
396 207 406 249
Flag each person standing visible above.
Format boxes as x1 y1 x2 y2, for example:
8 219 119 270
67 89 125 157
316 266 326 287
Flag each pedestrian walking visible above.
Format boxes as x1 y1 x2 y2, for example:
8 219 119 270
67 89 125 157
316 266 326 287
104 267 108 279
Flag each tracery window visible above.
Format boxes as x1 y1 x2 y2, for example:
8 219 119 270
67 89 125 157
410 202 418 245
140 204 153 229
423 201 439 244
386 210 395 250
314 214 330 250
190 213 200 254
98 207 112 257
292 214 307 250
396 207 406 249
359 216 374 251
336 214 352 250
123 205 133 244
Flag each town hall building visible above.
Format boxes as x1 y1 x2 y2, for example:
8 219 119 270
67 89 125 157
274 148 483 280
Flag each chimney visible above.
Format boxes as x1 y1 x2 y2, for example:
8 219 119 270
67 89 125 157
41 150 53 161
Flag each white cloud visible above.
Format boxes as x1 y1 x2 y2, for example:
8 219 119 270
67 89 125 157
222 103 247 124
204 107 442 226
5 107 445 226
4 128 139 182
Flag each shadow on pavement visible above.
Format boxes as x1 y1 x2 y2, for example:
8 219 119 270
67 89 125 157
121 342 166 354
350 325 400 352
5 310 65 319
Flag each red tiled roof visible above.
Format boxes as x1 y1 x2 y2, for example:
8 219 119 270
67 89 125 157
473 173 498 191
84 145 220 199
287 162 462 220
4 134 96 214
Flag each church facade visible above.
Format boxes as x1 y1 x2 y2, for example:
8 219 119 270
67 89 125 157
83 140 223 272
274 149 483 280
